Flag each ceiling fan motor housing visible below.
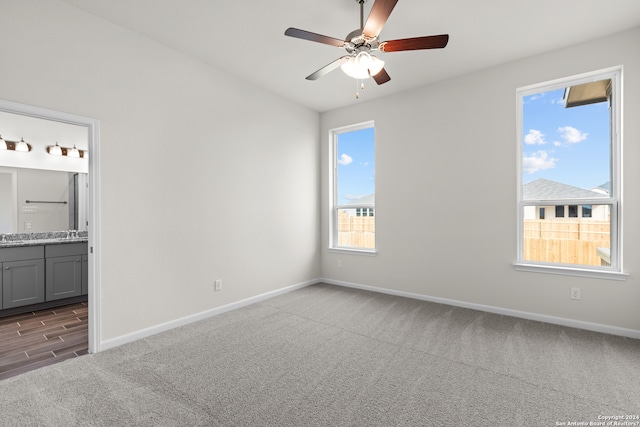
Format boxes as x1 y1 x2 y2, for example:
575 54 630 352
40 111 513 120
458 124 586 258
344 29 380 55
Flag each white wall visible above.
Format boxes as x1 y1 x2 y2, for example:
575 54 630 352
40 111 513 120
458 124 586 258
320 27 640 332
0 0 320 342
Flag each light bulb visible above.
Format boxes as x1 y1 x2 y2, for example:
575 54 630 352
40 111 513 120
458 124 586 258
355 51 372 69
341 57 369 79
367 56 385 77
68 144 80 158
15 138 29 152
49 142 63 156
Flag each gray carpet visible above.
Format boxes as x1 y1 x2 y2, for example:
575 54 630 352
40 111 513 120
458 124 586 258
2 283 639 426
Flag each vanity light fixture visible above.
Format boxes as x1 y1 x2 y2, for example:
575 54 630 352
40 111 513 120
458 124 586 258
47 142 87 158
0 136 32 152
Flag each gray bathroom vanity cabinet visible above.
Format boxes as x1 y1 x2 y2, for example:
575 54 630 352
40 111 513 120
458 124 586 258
0 240 88 314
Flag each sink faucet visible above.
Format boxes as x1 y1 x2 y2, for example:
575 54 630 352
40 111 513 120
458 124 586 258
1 234 5 243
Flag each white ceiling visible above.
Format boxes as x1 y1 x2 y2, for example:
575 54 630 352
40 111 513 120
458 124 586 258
60 0 640 113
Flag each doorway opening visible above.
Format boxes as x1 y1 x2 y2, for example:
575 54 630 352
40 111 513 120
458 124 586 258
0 99 100 376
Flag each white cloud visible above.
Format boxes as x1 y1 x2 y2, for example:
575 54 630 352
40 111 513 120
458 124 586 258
526 93 545 103
337 153 353 166
344 194 364 201
524 129 547 145
558 126 588 143
523 150 558 174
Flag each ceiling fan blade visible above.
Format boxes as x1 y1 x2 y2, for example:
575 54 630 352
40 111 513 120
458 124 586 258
306 56 350 81
363 0 399 38
379 34 449 52
371 68 391 85
285 28 346 48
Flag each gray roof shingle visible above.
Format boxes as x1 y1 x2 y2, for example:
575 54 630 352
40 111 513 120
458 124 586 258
341 193 374 207
523 178 606 200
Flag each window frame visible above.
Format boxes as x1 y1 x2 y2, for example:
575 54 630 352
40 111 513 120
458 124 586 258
329 121 376 255
514 67 625 280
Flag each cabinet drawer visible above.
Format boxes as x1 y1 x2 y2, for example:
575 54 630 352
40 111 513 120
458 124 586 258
45 243 88 258
0 246 44 263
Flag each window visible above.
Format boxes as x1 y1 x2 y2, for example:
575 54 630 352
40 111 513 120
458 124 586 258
355 208 374 217
331 122 375 251
568 205 578 218
516 68 621 275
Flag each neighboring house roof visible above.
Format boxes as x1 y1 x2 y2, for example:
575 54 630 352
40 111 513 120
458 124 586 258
523 178 606 200
342 193 374 208
593 181 610 194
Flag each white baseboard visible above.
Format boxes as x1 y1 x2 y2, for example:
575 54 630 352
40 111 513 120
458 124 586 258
320 278 640 340
100 278 320 352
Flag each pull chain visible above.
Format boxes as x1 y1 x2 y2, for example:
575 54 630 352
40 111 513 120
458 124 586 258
355 79 366 99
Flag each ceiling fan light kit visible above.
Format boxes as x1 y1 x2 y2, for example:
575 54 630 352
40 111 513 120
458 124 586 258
284 0 449 99
341 50 385 79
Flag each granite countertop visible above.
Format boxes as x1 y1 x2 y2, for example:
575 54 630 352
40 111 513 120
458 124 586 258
0 231 88 248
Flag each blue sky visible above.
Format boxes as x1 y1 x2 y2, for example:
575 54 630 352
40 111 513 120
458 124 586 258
522 88 609 190
336 127 375 205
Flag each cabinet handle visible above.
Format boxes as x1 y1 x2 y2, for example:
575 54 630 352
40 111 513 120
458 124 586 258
76 259 80 262
4 266 9 270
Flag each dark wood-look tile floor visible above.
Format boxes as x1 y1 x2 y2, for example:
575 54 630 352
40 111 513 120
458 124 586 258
0 302 88 381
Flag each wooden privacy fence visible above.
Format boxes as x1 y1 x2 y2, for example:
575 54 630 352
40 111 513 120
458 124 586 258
523 220 610 266
524 219 610 244
337 211 375 249
335 216 610 264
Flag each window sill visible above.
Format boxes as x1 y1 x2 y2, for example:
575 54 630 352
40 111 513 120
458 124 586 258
328 248 377 257
513 262 628 281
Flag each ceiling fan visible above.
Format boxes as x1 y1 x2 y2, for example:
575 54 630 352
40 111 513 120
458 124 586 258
285 0 449 92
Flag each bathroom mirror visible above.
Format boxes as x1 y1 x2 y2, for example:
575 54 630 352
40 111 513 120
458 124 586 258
0 167 87 234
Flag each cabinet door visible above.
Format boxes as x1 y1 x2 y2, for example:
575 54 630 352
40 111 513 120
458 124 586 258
81 254 88 295
46 255 82 301
2 259 46 309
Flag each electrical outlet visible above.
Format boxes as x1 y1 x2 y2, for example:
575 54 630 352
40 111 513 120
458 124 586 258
337 260 342 269
215 279 222 291
570 287 581 300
